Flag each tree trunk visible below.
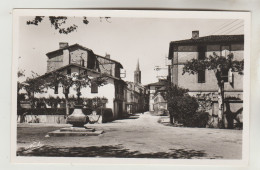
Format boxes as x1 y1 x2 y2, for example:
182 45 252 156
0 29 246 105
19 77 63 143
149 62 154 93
170 114 174 124
29 91 35 109
217 81 225 128
64 93 69 117
215 68 225 129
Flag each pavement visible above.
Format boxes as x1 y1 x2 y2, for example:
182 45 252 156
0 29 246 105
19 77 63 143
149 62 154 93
17 112 242 159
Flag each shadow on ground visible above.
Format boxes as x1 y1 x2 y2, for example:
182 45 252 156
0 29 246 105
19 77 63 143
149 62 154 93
17 145 217 159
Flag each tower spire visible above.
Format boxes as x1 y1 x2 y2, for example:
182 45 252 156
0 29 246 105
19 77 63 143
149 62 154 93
134 59 141 84
136 59 140 71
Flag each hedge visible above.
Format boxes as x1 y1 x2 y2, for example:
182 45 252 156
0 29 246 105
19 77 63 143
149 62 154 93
17 108 93 116
96 108 114 123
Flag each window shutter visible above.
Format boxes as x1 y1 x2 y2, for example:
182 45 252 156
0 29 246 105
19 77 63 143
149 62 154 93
91 82 98 93
198 46 206 60
228 69 233 84
198 70 205 83
54 85 58 94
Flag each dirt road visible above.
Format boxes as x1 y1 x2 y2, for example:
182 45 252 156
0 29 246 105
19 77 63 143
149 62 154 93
17 112 242 159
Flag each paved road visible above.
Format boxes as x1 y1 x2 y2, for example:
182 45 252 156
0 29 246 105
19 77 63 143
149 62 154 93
17 112 242 159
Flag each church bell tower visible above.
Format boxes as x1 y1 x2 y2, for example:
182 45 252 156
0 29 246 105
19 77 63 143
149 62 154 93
134 59 141 84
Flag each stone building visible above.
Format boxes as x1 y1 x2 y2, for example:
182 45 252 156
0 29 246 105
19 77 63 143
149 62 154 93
145 79 168 112
36 42 127 119
152 86 168 115
167 31 244 127
168 31 244 100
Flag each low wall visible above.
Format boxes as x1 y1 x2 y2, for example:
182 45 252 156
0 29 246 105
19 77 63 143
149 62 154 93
17 113 103 124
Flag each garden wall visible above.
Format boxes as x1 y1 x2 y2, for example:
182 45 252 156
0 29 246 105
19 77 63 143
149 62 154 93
208 100 243 128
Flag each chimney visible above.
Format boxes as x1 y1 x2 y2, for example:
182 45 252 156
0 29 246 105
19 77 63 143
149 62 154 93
59 42 69 49
192 30 199 39
105 53 110 59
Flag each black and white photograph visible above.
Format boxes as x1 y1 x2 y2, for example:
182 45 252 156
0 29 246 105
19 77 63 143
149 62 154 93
12 10 250 164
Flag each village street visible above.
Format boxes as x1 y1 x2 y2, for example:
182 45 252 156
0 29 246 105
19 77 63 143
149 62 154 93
17 112 242 159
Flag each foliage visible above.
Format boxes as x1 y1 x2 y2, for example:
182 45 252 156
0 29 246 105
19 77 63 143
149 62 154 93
84 97 108 110
182 53 244 76
166 84 210 127
168 95 199 126
166 84 197 124
46 71 108 94
196 93 213 112
27 16 111 34
182 52 244 128
23 71 47 95
185 111 209 128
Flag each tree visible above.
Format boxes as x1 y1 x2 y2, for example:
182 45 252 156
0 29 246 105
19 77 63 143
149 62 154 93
166 83 189 124
26 16 111 34
182 52 244 128
46 71 108 116
17 70 25 109
21 71 47 109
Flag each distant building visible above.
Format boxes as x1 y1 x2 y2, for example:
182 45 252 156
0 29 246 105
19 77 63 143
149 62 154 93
125 60 149 114
145 79 168 112
36 42 127 119
153 86 168 115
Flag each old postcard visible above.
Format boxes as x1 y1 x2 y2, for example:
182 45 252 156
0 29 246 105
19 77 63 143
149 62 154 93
12 9 250 165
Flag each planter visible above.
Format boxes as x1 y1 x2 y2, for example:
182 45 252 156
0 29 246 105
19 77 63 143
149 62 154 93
66 105 89 127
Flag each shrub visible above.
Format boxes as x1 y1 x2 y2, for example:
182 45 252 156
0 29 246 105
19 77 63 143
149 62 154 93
168 95 199 126
96 108 113 123
185 111 209 128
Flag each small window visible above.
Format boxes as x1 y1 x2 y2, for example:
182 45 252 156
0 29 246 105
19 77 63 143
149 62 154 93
67 68 71 75
221 45 230 57
198 70 205 83
91 82 98 93
54 85 58 94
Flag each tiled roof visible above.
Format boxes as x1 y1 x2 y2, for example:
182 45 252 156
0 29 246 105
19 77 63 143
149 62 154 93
168 34 244 59
145 80 168 87
170 35 244 45
33 63 122 81
46 43 123 68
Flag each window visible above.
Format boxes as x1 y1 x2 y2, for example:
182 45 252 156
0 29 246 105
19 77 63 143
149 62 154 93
54 85 58 94
91 82 98 93
221 45 230 57
198 46 206 60
198 46 206 83
198 70 205 83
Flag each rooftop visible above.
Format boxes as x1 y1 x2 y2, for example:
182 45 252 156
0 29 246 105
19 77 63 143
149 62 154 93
168 34 244 59
46 43 123 68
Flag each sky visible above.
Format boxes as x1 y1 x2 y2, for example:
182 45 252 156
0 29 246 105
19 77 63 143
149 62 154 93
18 16 244 85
